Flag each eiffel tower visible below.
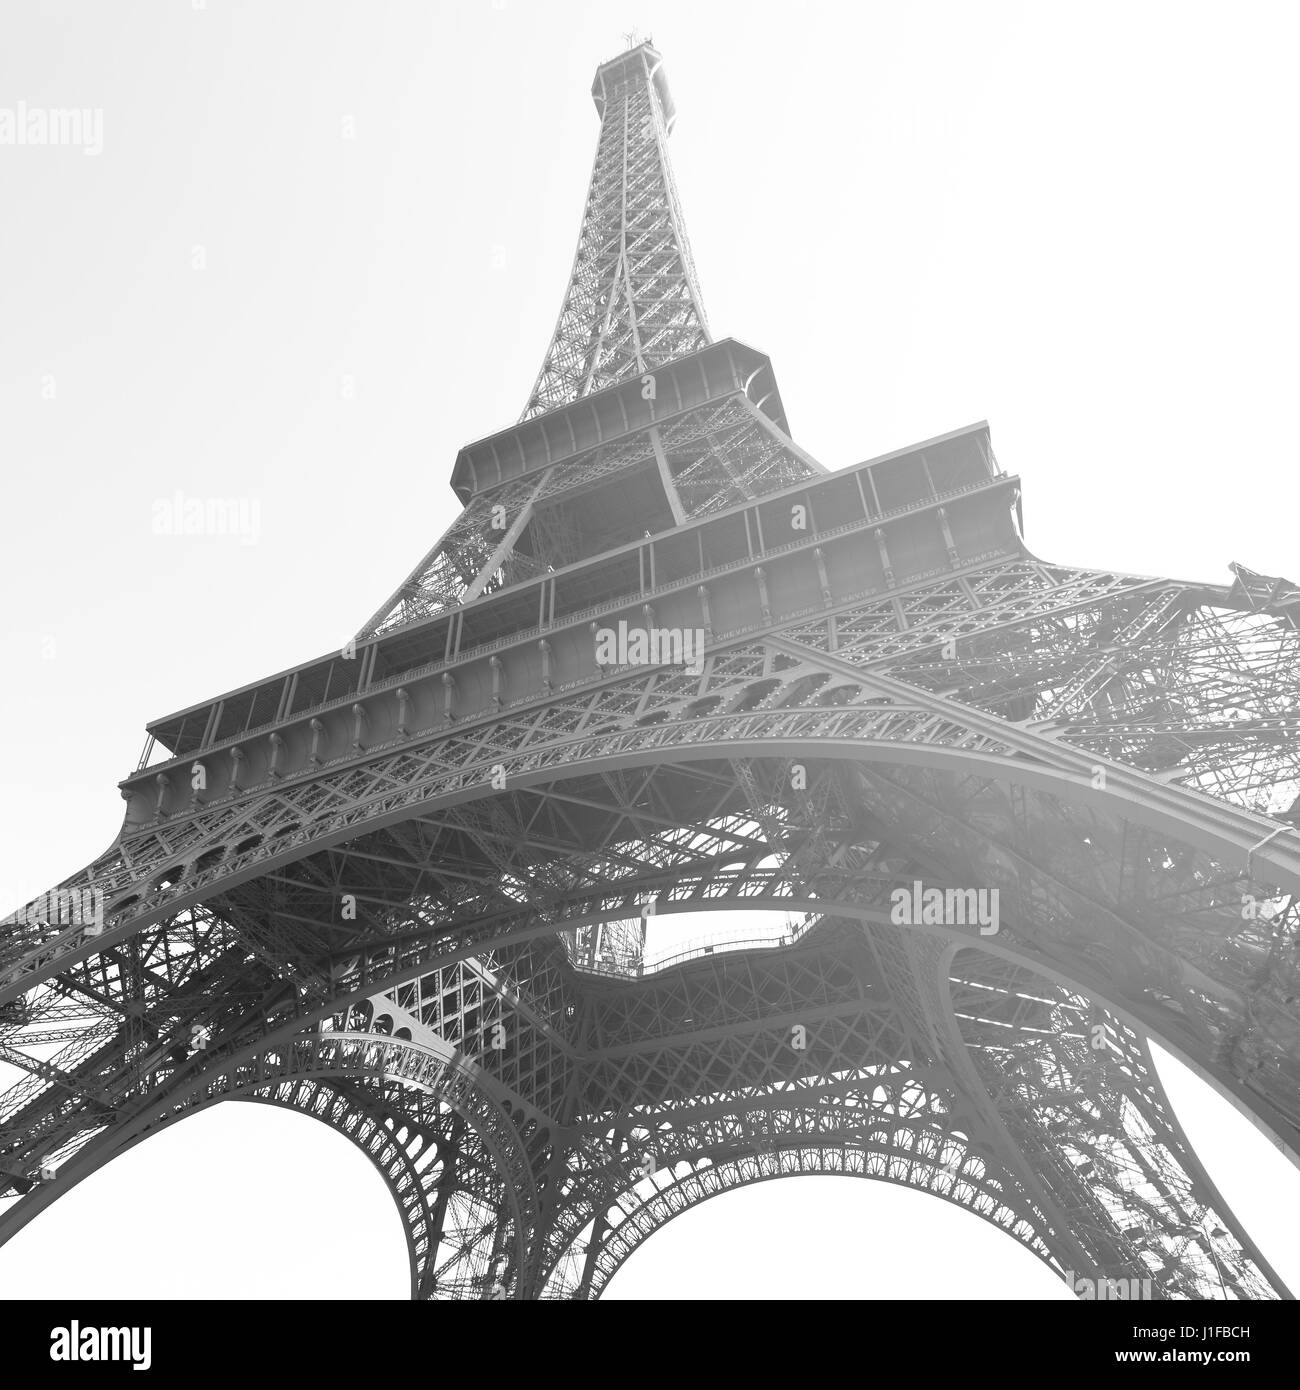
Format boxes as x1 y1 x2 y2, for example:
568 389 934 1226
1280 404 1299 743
3 40 1299 1301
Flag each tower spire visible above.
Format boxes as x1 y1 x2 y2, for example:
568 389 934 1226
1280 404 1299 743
520 42 710 420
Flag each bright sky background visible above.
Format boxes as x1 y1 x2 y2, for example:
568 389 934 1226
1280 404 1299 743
0 0 1297 1298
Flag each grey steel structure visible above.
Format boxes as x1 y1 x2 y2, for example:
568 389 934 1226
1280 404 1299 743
2 42 1298 1300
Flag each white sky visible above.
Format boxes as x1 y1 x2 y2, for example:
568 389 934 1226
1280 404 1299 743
0 0 1296 1298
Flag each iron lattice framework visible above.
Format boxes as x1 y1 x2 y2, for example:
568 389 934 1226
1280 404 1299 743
520 43 710 420
3 42 1299 1301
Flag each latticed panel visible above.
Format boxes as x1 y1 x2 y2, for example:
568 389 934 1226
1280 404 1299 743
359 473 544 637
359 393 826 641
659 397 822 516
778 558 1300 820
948 954 1273 1299
890 587 1300 816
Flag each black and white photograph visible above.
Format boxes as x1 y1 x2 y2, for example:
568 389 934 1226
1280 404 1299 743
0 0 1296 1354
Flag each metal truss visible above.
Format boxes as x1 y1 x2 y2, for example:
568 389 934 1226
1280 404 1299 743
358 391 823 639
521 43 709 420
3 41 1298 1300
233 1080 520 1299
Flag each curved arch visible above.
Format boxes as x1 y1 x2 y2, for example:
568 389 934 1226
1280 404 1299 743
533 1095 1062 1301
0 1033 540 1299
538 996 1287 1300
560 1132 1055 1300
133 732 1300 915
328 870 1300 1175
6 835 1290 1293
1 909 1286 1299
32 690 1299 951
229 1080 449 1300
